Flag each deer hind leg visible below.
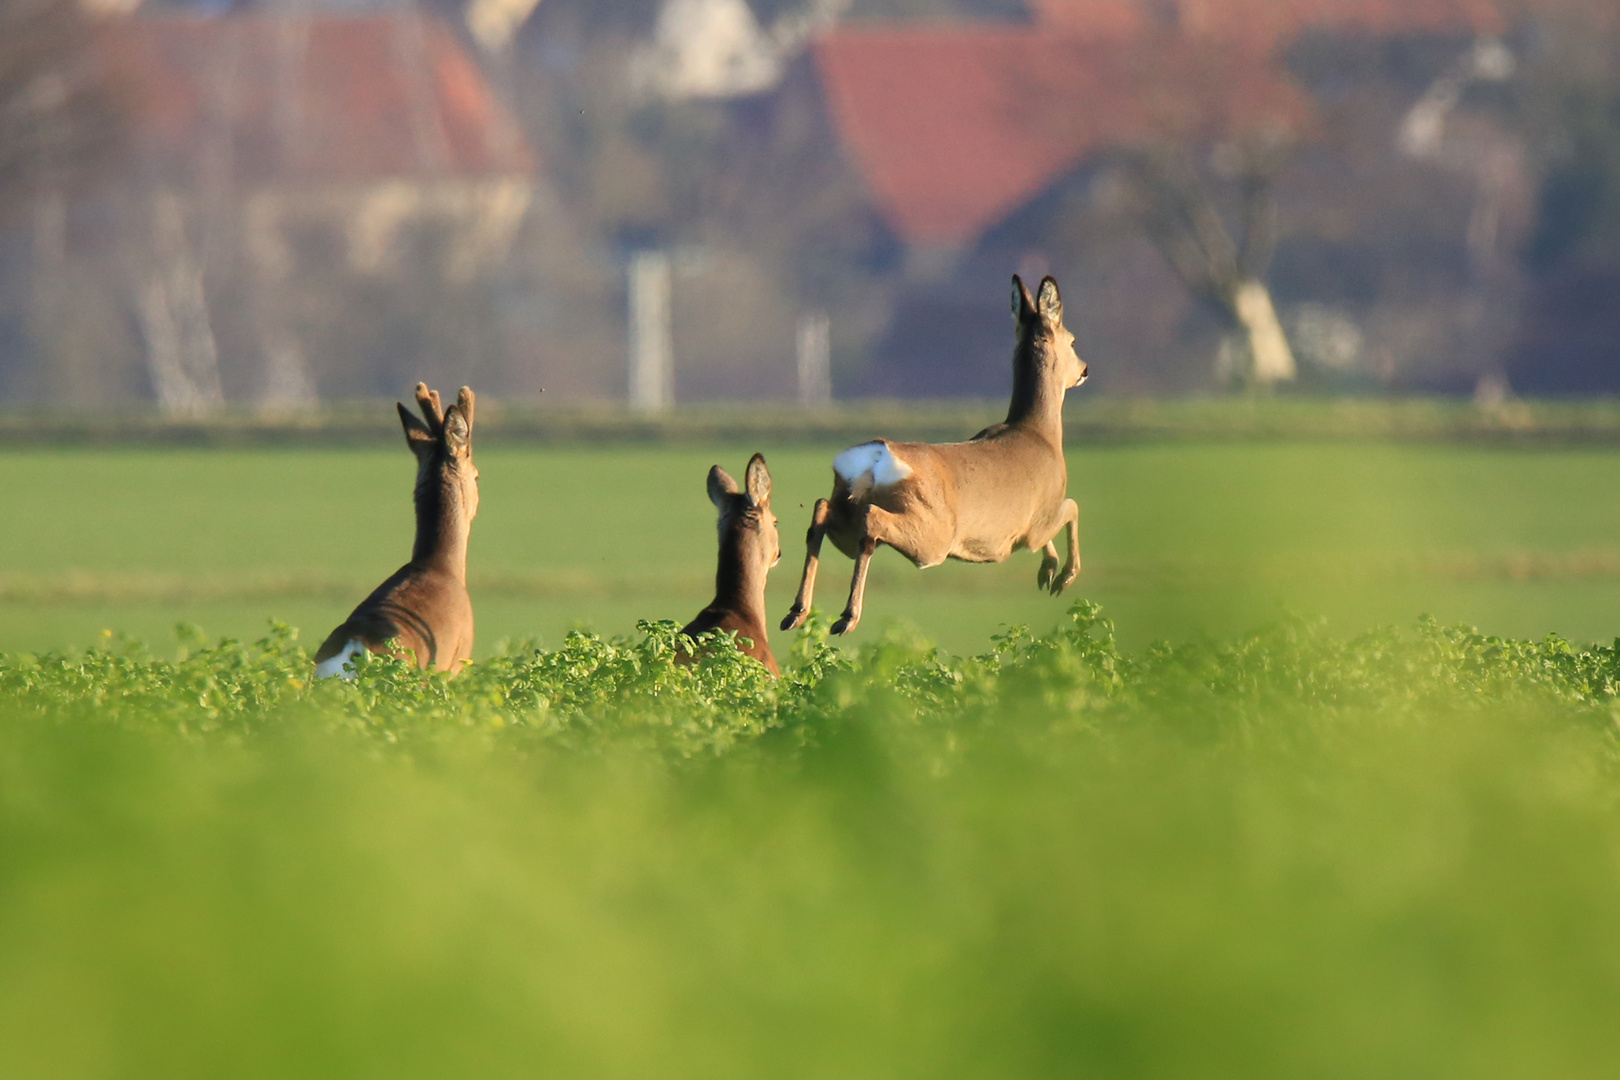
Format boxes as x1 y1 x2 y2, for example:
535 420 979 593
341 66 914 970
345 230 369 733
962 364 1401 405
830 536 877 637
1051 498 1081 596
782 498 832 631
831 505 903 636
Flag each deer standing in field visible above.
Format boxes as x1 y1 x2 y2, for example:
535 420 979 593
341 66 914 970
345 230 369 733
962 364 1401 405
782 275 1087 636
679 453 782 677
314 383 480 677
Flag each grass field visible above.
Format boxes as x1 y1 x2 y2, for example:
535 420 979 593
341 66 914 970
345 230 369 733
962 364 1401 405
4 441 1620 655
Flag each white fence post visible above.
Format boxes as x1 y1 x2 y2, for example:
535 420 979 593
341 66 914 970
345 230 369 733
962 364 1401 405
628 249 674 413
796 308 831 407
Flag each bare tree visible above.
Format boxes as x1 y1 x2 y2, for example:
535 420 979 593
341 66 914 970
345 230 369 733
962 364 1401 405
1074 28 1312 389
1 0 121 405
0 0 118 228
1124 135 1299 387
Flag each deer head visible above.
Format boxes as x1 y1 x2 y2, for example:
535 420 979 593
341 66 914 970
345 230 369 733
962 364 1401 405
707 452 780 577
1012 275 1088 391
398 383 479 564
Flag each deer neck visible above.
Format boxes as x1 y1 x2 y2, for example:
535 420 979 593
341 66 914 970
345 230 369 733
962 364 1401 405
712 533 769 628
411 470 469 580
1004 337 1065 438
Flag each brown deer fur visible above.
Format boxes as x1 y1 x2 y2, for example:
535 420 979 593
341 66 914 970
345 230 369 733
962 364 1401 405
679 454 781 677
782 275 1087 636
314 383 480 677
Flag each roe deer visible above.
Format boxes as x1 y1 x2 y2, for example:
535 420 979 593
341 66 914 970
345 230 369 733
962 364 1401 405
781 275 1087 636
679 453 782 677
314 383 480 677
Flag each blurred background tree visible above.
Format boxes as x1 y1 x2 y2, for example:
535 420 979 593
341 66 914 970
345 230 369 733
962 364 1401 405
0 0 123 405
0 0 118 225
1506 0 1620 393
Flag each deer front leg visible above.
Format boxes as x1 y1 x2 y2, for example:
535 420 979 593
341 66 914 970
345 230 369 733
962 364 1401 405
782 498 831 631
1051 498 1080 596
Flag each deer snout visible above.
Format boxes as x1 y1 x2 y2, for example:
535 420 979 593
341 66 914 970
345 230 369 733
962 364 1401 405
1074 362 1089 387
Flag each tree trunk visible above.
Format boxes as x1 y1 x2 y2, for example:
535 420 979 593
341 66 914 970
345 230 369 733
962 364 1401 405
138 192 224 416
1231 279 1296 386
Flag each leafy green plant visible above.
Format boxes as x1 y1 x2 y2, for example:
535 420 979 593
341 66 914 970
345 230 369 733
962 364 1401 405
4 602 1620 1078
5 600 1620 761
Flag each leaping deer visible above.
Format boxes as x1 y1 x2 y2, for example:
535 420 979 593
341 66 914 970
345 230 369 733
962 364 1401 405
781 275 1087 637
679 453 782 677
314 383 480 677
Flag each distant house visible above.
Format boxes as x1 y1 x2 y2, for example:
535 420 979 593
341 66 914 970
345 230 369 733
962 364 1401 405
85 12 536 411
814 0 1506 249
812 28 1292 254
802 0 1527 394
1025 0 1503 44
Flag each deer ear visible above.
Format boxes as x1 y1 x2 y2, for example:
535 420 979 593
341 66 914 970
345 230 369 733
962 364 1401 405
398 401 435 455
443 405 471 457
707 465 739 509
1037 276 1063 328
454 386 475 434
744 453 771 507
1011 274 1035 326
414 382 444 434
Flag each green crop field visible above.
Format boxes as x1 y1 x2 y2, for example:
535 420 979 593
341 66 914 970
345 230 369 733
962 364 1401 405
3 441 1620 655
5 437 1620 1078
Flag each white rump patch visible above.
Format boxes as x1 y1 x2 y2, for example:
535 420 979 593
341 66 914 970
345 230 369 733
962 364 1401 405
314 638 367 681
834 442 913 496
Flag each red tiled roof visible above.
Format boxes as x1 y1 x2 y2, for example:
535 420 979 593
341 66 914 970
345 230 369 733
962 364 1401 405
813 28 1302 247
816 0 1509 246
1029 0 1506 43
101 14 531 187
1024 0 1150 40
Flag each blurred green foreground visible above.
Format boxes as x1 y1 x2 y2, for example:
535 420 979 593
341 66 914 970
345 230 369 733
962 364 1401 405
1 609 1620 1078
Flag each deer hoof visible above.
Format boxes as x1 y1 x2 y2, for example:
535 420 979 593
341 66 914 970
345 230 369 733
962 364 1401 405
1051 563 1078 596
830 614 859 636
1037 556 1059 592
781 608 807 632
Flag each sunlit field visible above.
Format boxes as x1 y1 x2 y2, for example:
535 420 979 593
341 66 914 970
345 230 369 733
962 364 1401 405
4 441 1620 655
6 439 1620 1078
